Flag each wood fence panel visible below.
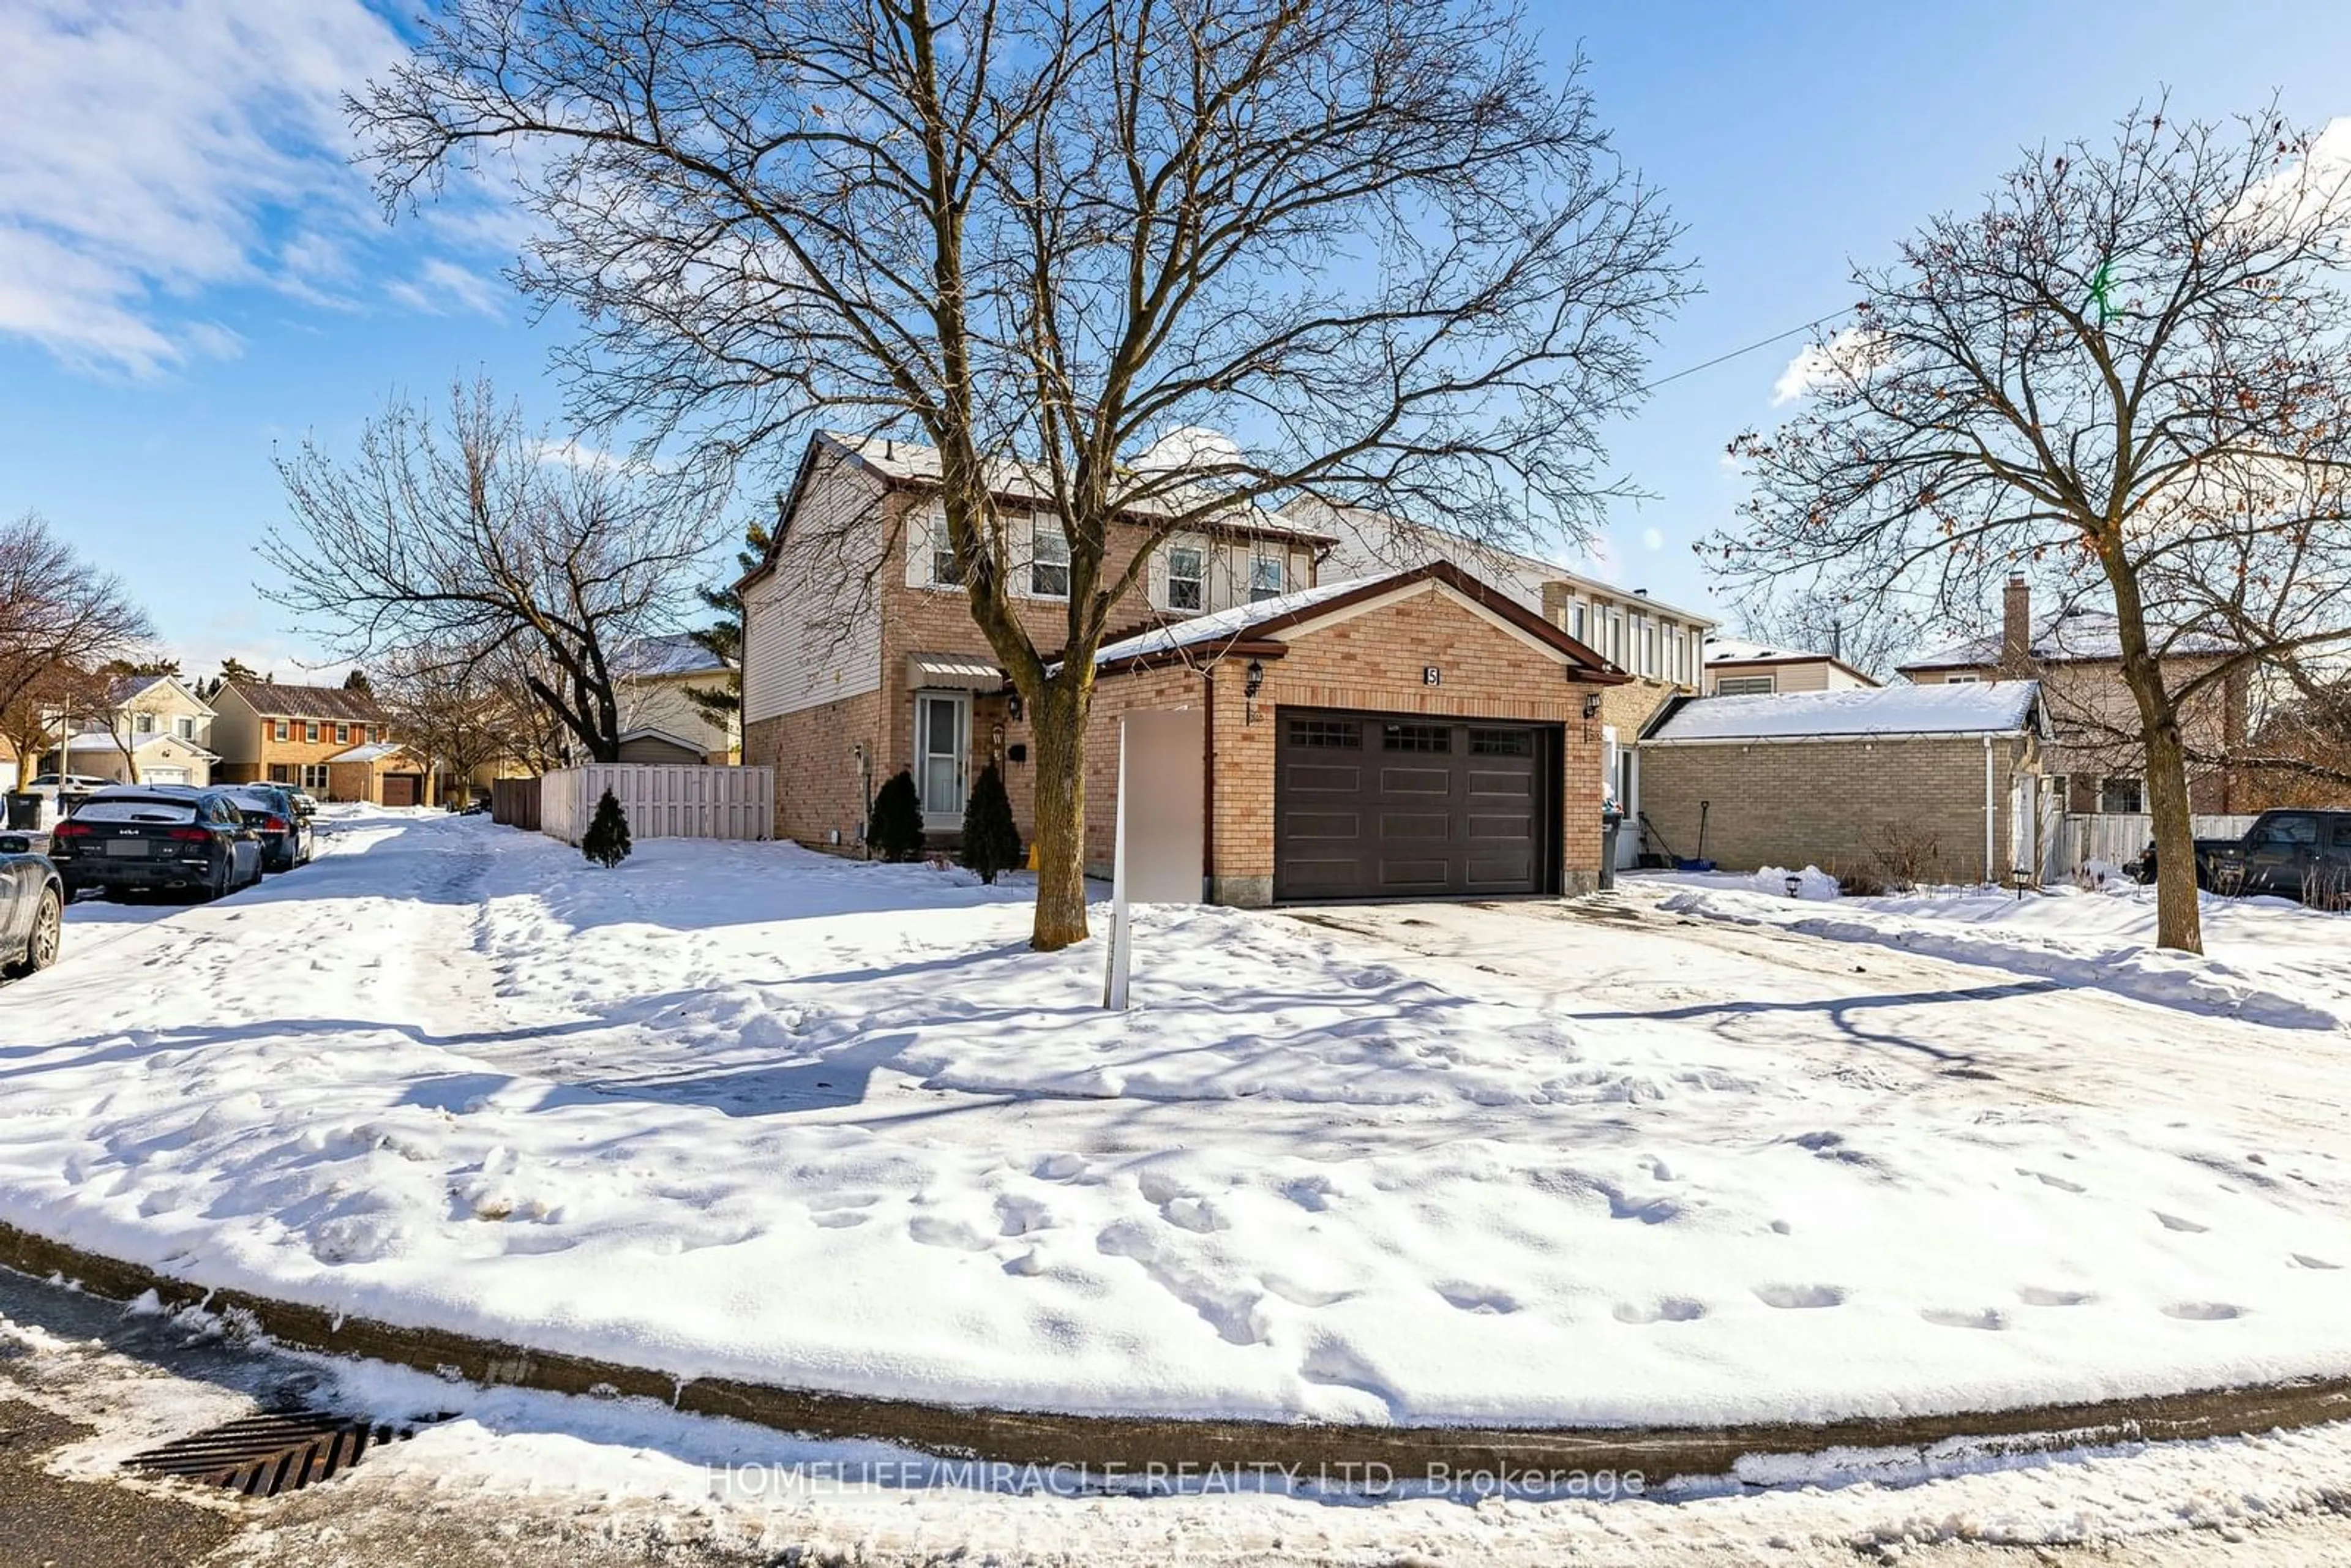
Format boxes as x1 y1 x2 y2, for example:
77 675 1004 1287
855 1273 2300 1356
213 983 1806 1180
538 765 773 845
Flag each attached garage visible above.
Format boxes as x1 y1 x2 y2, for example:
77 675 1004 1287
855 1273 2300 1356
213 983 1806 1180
380 773 422 808
1273 710 1558 899
1059 560 1622 906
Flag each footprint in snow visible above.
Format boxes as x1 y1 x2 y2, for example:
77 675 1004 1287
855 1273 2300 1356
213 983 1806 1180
1753 1283 1846 1310
2154 1211 2211 1234
1280 1176 1337 1212
1920 1307 2011 1331
1612 1297 1704 1325
2018 1286 2095 1307
2163 1302 2247 1321
2291 1254 2342 1270
2017 1168 2088 1194
1436 1283 1521 1315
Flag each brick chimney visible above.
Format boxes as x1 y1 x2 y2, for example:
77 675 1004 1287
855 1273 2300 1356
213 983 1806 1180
2001 574 2031 671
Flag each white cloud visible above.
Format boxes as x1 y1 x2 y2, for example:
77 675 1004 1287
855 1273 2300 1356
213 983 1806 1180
0 2 520 374
1771 326 1891 406
386 258 509 319
1641 527 1665 552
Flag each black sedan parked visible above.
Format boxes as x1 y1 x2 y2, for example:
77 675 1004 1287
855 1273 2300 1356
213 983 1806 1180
220 783 315 872
0 832 62 978
49 787 266 902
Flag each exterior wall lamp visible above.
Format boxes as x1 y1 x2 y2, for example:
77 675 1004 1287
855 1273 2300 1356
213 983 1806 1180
1006 692 1024 721
1243 659 1265 699
1582 692 1602 720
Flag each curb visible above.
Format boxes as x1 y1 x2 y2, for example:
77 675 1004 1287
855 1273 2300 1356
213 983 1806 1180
8 1220 2349 1488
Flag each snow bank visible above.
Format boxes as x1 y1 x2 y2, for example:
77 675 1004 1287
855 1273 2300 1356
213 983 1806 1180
10 818 2351 1431
1752 865 1840 901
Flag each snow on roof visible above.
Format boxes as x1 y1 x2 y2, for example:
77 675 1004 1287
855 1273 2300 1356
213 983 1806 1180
327 742 405 763
613 632 730 680
1706 633 1831 665
62 730 217 758
1903 610 2235 671
1647 680 2042 744
1086 574 1387 667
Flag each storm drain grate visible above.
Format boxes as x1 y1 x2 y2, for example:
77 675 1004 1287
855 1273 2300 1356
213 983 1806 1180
125 1409 432 1498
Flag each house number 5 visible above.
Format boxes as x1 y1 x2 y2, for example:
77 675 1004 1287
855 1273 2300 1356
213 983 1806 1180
1422 666 1441 686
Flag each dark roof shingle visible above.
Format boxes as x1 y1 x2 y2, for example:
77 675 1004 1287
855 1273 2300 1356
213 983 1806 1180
222 680 388 723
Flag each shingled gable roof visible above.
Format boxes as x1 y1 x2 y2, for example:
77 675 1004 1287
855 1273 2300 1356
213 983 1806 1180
738 430 1334 592
1079 560 1632 681
219 680 388 724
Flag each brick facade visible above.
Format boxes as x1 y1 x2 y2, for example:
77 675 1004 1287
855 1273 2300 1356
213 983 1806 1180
1640 733 2041 885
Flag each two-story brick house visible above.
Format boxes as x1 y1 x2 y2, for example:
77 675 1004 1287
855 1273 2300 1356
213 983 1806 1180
210 681 424 805
1897 576 2246 816
740 432 1625 902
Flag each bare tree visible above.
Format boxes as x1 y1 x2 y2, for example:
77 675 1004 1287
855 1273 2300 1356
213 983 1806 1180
0 512 152 729
356 0 1688 949
1721 103 2351 954
375 643 533 803
261 381 726 763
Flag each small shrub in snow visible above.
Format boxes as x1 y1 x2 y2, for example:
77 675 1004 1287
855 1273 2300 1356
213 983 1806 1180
1869 822 1941 892
867 768 925 862
582 788 632 868
1835 867 1889 898
958 762 1022 884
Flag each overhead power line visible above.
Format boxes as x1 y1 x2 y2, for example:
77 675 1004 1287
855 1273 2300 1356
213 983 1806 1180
1637 308 1853 396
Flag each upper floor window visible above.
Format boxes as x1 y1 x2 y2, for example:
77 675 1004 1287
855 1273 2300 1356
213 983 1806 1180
1030 519 1070 599
1569 603 1588 644
2099 776 2145 814
931 528 964 587
135 712 156 734
305 722 320 743
1944 673 1981 684
336 723 350 745
1248 553 1284 603
274 720 290 742
1716 673 1775 696
174 715 195 739
1166 544 1205 612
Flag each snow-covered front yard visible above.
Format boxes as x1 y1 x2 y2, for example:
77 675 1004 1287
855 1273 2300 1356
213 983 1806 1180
7 811 2351 1431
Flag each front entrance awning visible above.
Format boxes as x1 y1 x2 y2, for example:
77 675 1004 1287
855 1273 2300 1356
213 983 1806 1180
907 652 1005 691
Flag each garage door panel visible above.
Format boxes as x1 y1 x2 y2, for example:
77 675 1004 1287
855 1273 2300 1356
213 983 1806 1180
1275 708 1554 902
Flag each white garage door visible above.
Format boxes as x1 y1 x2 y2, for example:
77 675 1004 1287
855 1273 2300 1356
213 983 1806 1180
144 768 190 785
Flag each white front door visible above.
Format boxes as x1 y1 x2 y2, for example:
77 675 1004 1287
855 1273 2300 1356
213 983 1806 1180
914 691 970 830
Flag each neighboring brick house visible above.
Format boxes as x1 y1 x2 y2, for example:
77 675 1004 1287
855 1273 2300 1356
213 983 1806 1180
1898 575 2245 815
612 633 739 764
45 674 220 787
740 432 1622 901
1638 682 2050 883
211 681 421 805
1703 634 1878 697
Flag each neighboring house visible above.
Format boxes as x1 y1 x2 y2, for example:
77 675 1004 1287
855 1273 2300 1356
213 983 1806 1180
740 434 1622 901
613 633 740 764
42 674 219 786
1639 682 2051 883
1703 634 1879 696
1897 575 2245 815
211 681 419 804
740 430 1329 853
1295 499 1717 866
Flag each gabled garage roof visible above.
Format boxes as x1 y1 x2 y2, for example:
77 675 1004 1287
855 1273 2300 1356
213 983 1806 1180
1083 560 1627 680
1644 680 2046 744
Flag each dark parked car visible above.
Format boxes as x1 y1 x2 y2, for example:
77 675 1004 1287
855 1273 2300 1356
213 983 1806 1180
0 832 62 979
220 784 315 872
2193 809 2351 899
49 787 266 902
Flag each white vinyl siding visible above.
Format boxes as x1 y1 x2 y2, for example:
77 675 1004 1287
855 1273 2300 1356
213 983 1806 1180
742 457 889 722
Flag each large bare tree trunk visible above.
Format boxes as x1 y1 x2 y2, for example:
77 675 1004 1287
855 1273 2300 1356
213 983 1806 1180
1026 677 1092 951
2138 700 2205 955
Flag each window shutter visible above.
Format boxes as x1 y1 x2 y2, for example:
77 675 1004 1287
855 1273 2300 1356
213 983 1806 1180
904 505 934 588
1146 542 1170 610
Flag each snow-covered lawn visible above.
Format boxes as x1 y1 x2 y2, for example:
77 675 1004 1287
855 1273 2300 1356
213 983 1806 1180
7 814 2351 1431
1645 869 2351 1032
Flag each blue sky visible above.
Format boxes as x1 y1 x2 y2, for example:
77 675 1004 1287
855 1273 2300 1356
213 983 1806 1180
3 1 2349 676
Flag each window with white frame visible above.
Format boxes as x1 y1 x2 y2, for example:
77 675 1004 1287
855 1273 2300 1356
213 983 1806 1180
174 715 194 739
336 723 350 745
1609 610 1625 667
135 712 155 734
274 719 290 741
1029 519 1070 598
306 721 320 743
302 763 329 791
1165 544 1205 612
1248 552 1284 602
1715 673 1776 696
1569 602 1588 644
930 524 963 586
1644 620 1660 678
1943 673 1981 684
2099 776 2145 814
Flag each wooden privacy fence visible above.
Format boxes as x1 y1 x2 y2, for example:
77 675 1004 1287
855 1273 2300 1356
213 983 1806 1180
490 776 542 832
2043 812 2261 880
538 764 773 845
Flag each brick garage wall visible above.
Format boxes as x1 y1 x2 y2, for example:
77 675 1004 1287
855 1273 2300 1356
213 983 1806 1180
1119 583 1612 906
745 686 886 850
1638 734 2038 884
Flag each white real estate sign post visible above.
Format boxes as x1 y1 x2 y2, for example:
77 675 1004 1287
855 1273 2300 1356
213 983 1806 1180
1103 708 1206 1010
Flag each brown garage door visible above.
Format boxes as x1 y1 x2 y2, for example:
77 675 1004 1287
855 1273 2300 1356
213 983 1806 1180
1273 709 1554 901
380 773 421 808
